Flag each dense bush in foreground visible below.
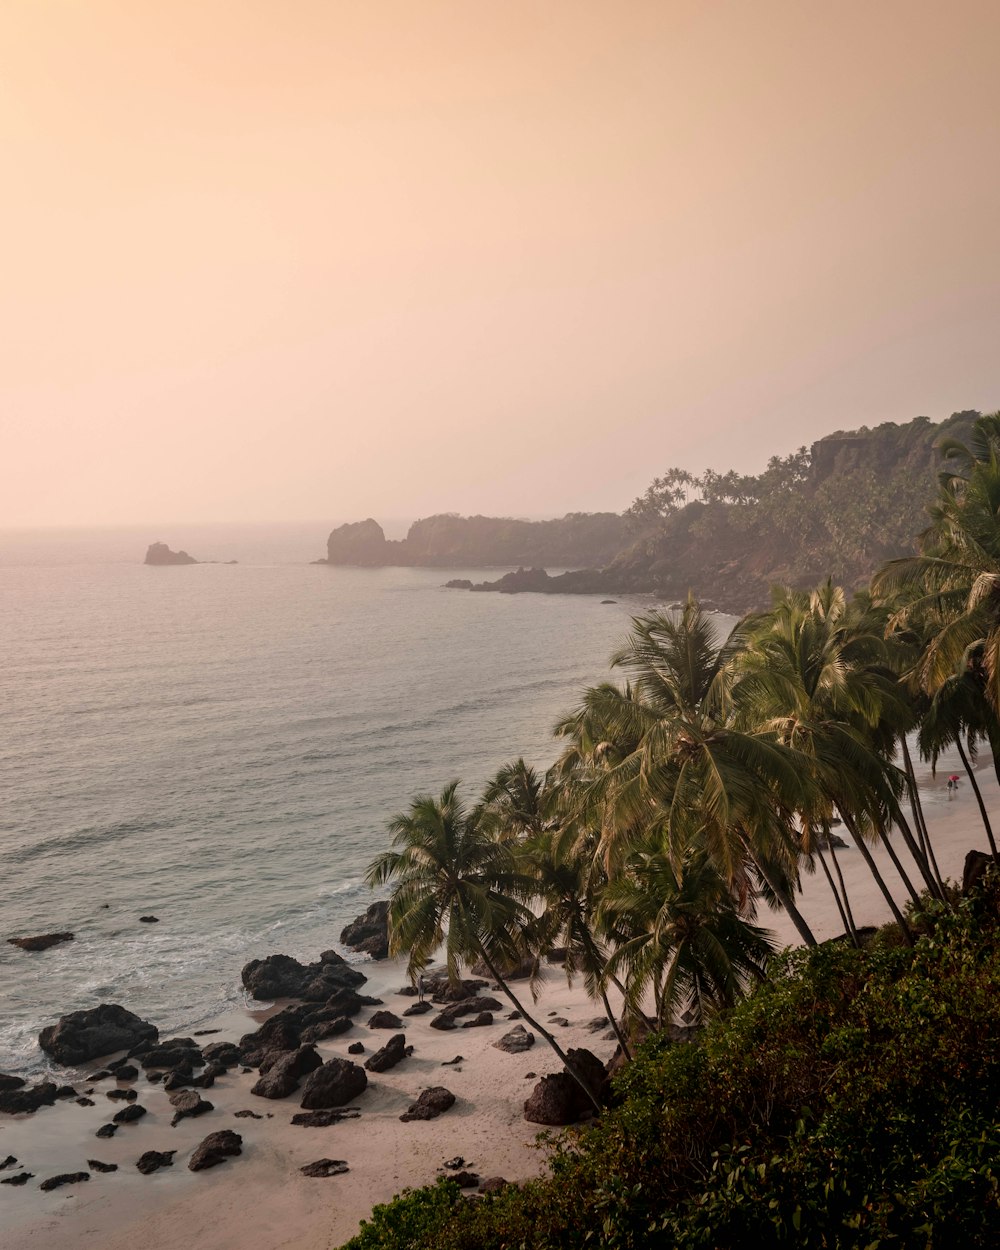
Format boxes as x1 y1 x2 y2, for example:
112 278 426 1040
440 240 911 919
342 891 1000 1249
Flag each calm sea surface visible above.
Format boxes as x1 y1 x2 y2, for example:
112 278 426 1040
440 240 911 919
0 523 674 1077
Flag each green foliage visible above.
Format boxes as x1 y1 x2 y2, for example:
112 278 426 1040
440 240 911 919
337 898 1000 1248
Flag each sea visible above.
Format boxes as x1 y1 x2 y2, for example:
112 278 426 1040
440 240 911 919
0 522 678 1078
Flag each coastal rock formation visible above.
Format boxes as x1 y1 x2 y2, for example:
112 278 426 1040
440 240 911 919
367 1010 403 1030
299 1059 367 1110
300 1158 349 1177
364 1033 407 1074
403 1001 432 1017
324 519 390 566
430 996 502 1030
239 995 372 1065
7 932 74 952
399 1087 455 1122
39 1172 89 1192
340 901 390 959
0 1082 58 1114
251 1046 322 1099
523 1049 608 1126
461 1012 493 1028
188 1130 242 1171
0 1075 26 1093
144 542 198 566
87 1159 118 1173
493 1025 535 1054
241 950 367 1002
136 1150 175 1175
140 1038 203 1072
168 1090 214 1125
113 1103 147 1124
291 1109 361 1127
38 1004 158 1066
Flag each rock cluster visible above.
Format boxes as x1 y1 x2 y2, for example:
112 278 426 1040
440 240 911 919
340 901 390 959
38 1004 158 1066
241 950 367 1002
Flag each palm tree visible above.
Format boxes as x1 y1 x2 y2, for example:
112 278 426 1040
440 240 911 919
876 412 1000 711
521 826 632 1058
599 842 774 1028
476 758 547 839
365 781 603 1112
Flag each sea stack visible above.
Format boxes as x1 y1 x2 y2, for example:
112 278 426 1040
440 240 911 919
144 542 198 566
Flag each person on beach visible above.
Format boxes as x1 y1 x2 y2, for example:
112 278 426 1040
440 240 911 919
947 774 961 800
417 974 426 1003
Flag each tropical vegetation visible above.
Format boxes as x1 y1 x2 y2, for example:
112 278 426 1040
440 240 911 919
348 410 1000 1248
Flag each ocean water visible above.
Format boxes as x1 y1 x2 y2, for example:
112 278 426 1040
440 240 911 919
0 523 659 1077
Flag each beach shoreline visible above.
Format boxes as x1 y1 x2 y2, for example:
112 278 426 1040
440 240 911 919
3 748 995 1250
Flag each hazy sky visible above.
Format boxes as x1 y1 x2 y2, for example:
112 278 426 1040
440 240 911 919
3 0 998 528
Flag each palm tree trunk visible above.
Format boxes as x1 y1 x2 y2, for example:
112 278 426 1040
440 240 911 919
824 834 858 936
900 736 946 894
839 810 914 946
577 925 631 1060
879 806 931 905
472 941 603 1113
746 849 817 947
815 842 855 943
956 737 1000 862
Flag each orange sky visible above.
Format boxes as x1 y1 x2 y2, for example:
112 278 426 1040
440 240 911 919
2 0 998 528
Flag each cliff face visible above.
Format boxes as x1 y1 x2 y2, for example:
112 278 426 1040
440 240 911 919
324 512 627 569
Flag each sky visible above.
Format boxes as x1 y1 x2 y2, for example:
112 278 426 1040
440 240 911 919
2 0 999 529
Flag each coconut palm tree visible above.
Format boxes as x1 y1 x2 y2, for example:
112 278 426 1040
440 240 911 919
476 758 547 839
599 841 774 1028
365 781 603 1111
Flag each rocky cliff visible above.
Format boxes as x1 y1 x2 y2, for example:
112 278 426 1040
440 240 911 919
323 512 628 570
144 542 198 566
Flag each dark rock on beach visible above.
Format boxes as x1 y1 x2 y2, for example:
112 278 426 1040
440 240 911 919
136 1150 176 1175
39 1172 90 1192
0 1082 58 1114
1 1172 34 1186
39 1004 158 1066
493 1024 535 1054
523 1048 608 1126
168 1089 214 1126
139 916 159 923
367 1010 403 1030
402 1000 432 1017
365 1033 407 1073
347 1042 365 1055
95 1123 117 1138
233 1109 262 1119
87 1159 118 1173
241 950 366 1003
340 901 390 960
0 1075 26 1093
189 1130 242 1171
291 1109 361 1127
7 932 74 952
252 1046 322 1099
300 1158 349 1177
299 1059 367 1110
202 1042 241 1069
113 1103 147 1124
300 1016 353 1044
430 996 502 1029
106 1088 137 1102
400 1087 455 1122
451 1170 481 1188
0 1155 17 1170
461 1012 493 1028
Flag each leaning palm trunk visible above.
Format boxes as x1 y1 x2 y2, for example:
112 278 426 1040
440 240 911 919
575 924 632 1060
900 737 946 895
824 834 858 938
876 805 929 907
815 842 856 944
471 939 603 1113
839 809 914 946
740 840 817 947
955 738 1000 863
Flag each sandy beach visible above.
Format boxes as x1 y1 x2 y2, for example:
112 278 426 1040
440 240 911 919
3 747 995 1250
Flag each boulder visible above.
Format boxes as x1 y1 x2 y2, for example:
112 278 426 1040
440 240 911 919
168 1090 214 1126
233 1109 262 1119
430 997 502 1029
136 1151 175 1175
251 1047 322 1099
523 1074 576 1126
291 1109 361 1127
1 1172 33 1186
451 1170 480 1188
461 1012 493 1028
0 1155 17 1170
112 1103 147 1124
38 1004 158 1066
95 1123 117 1138
114 1063 139 1081
0 1075 26 1093
139 1040 203 1071
347 1042 365 1055
300 1158 349 1177
139 916 160 923
87 1159 118 1173
400 1087 455 1122
340 901 390 960
365 1034 407 1074
106 1088 137 1102
479 1176 510 1194
7 932 74 952
300 1016 353 1044
367 1010 403 1030
493 1025 535 1054
0 1082 58 1114
470 954 536 981
201 1042 241 1069
428 977 488 1003
300 1059 367 1110
963 849 994 894
402 1001 432 1017
39 1172 89 1192
241 950 366 1003
189 1130 242 1171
